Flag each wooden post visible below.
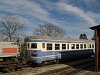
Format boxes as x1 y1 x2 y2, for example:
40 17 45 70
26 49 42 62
95 29 99 72
90 25 100 72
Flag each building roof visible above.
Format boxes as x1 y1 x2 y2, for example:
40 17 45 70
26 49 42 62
90 25 100 30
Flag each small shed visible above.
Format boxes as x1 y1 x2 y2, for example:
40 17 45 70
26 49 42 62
90 25 100 72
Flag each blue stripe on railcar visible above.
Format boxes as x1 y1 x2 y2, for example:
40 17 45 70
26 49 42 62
27 50 61 63
27 49 94 64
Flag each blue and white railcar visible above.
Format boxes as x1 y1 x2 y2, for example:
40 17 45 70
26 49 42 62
24 36 95 64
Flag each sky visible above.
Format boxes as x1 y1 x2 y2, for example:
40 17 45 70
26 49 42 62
0 0 100 39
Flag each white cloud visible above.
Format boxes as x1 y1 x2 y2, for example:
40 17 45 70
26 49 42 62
0 0 60 25
0 0 63 27
87 12 100 24
0 0 50 20
84 0 96 3
0 0 97 38
57 2 97 26
0 0 65 35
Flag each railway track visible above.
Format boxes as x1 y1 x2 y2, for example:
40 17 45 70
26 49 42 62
39 57 95 75
2 57 96 75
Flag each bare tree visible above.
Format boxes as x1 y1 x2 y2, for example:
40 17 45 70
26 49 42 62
79 34 88 40
33 23 66 37
0 16 25 42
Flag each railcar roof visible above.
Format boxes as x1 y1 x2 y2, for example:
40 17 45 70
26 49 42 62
24 36 94 43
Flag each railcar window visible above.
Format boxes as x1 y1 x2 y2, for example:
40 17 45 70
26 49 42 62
42 43 45 48
67 44 69 49
55 44 60 50
80 44 83 49
47 43 52 50
62 44 66 50
76 44 79 49
71 44 75 49
31 43 37 48
89 44 91 48
92 44 94 48
84 44 86 48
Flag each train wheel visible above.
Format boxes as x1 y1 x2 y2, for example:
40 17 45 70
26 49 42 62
48 60 53 65
3 67 11 72
43 61 48 65
56 59 59 63
38 63 44 66
15 63 22 71
54 59 59 64
39 61 47 66
9 65 16 72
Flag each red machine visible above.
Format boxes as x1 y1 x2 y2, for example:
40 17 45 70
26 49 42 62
0 42 21 72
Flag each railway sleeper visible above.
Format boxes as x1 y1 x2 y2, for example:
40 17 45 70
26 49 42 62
69 58 94 67
1 62 22 72
3 64 16 72
76 62 95 70
39 66 72 75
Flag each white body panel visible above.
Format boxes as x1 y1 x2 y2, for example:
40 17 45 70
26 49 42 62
0 42 19 57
